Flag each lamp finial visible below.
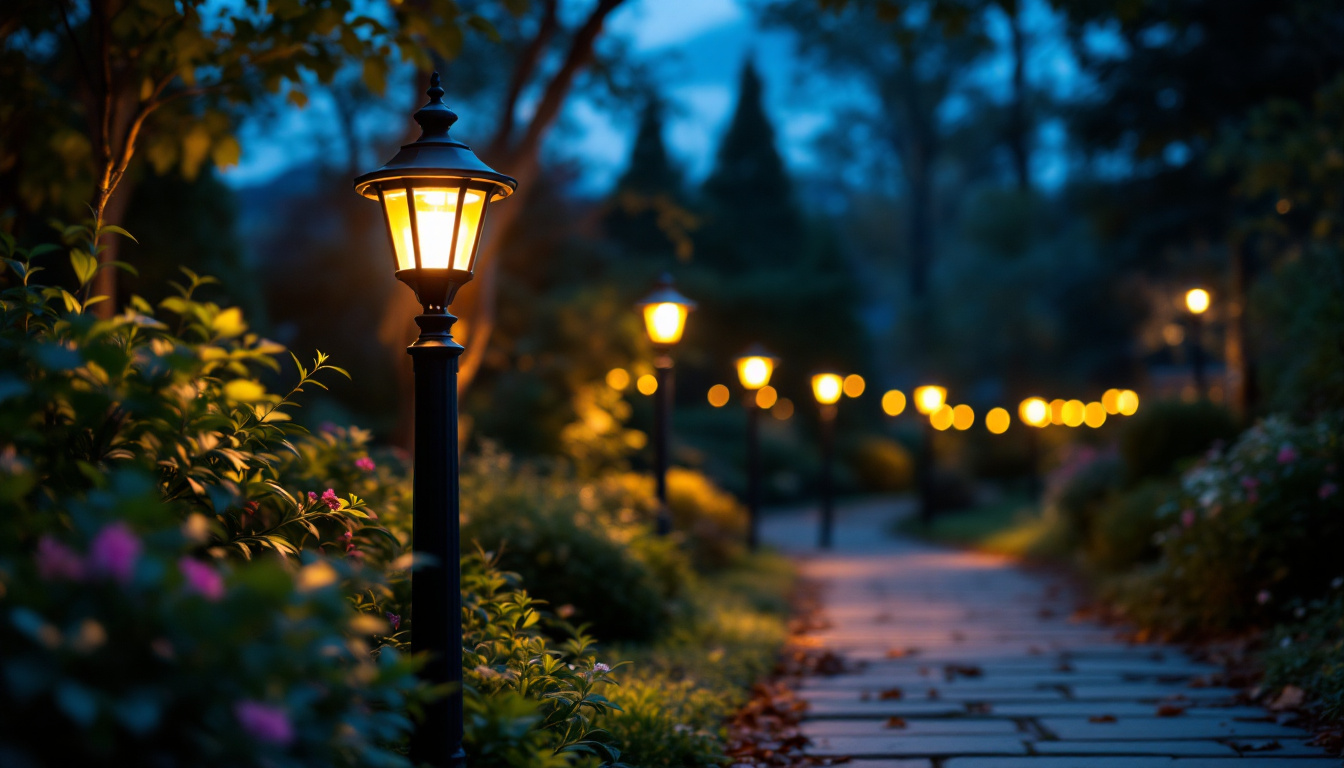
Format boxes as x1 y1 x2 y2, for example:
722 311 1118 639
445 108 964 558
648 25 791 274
414 71 458 139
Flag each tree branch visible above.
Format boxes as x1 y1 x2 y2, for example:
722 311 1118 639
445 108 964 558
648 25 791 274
490 0 559 155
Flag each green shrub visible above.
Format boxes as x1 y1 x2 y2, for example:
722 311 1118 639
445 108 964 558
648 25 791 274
1119 400 1239 484
1116 414 1343 635
460 452 682 643
850 435 914 492
1264 586 1344 722
1085 480 1173 573
667 467 749 570
1042 446 1123 546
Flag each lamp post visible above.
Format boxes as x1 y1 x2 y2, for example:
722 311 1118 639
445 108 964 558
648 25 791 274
636 274 695 535
1018 397 1049 499
1185 288 1211 399
735 345 777 551
811 373 843 549
354 73 516 768
913 385 947 526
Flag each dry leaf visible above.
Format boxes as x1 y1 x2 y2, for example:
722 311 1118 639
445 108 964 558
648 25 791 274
1269 685 1305 710
884 716 907 729
1156 705 1186 717
1089 715 1118 723
879 688 903 700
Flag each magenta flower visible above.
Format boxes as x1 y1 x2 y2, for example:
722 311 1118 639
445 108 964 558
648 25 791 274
179 557 225 601
592 662 611 673
320 489 341 510
1180 509 1196 529
386 612 401 630
35 536 84 581
307 491 318 503
1321 482 1338 500
89 522 141 584
355 456 375 472
1277 445 1298 464
234 700 294 746
242 500 260 517
1257 590 1271 605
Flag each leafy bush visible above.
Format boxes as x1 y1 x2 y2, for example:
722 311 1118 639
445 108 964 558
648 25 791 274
459 452 683 643
1264 585 1344 722
1085 480 1172 573
1042 445 1123 546
0 233 626 766
667 467 749 570
1116 414 1343 635
850 435 914 493
1119 400 1239 484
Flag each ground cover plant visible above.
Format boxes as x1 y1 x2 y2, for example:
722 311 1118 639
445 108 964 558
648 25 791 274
0 229 795 766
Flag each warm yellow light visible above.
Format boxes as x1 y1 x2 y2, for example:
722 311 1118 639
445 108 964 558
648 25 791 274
986 407 1010 434
707 384 730 408
952 404 975 431
736 356 774 390
1101 388 1121 414
812 373 843 405
384 187 486 272
882 390 907 417
915 385 947 415
1019 397 1049 427
930 404 954 431
756 385 779 409
1049 398 1066 425
772 398 794 421
1117 389 1139 416
1062 399 1085 427
1084 401 1107 428
606 368 630 390
643 302 689 345
636 374 658 396
843 374 866 398
1185 288 1210 315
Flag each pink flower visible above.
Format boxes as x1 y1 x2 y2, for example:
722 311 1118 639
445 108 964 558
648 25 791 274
319 421 338 434
1277 445 1298 464
386 612 401 630
355 456 375 472
35 536 84 581
307 491 318 502
1180 509 1196 529
1257 590 1271 605
320 489 341 511
179 557 225 601
592 662 611 673
234 700 294 746
1240 476 1259 490
89 523 140 584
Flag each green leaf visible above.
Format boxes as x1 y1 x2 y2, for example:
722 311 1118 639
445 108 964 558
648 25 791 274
70 249 98 286
99 225 138 243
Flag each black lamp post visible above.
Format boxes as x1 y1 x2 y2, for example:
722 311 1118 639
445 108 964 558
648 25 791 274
636 274 695 535
354 72 516 768
735 345 777 551
1185 288 1211 399
811 373 843 549
1018 397 1049 499
913 385 947 526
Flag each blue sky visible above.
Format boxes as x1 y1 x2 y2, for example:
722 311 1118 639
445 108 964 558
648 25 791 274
223 0 1086 194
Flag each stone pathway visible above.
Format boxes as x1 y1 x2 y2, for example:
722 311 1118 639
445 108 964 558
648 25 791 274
760 498 1340 767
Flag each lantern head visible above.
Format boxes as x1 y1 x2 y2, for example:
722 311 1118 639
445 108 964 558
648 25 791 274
1185 288 1210 315
735 344 777 390
812 373 843 405
636 274 695 348
354 73 517 313
914 385 947 415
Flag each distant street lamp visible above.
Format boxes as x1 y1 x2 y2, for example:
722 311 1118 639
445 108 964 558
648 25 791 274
913 385 947 525
354 73 516 768
1018 397 1049 498
735 345 777 550
636 274 695 535
1185 288 1211 399
811 373 843 549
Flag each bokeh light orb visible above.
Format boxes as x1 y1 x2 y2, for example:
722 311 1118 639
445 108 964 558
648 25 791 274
986 407 1010 434
1062 399 1085 427
930 404 954 431
707 384 729 408
606 368 630 391
882 390 906 417
636 374 658 396
843 374 866 398
1084 401 1107 428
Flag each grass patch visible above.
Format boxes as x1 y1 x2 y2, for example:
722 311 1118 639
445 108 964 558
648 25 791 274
603 551 795 767
895 495 1069 558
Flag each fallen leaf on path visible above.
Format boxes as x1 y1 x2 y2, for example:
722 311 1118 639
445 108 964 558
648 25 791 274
1055 661 1075 672
884 717 907 729
1230 740 1282 753
965 702 992 714
927 688 940 700
885 647 919 659
879 688 903 700
944 664 984 680
1088 715 1117 723
1269 685 1305 710
1156 705 1186 717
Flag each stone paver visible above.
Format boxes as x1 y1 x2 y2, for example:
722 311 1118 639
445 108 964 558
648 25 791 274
761 499 1338 766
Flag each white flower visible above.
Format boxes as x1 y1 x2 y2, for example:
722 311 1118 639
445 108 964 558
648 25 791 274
592 662 611 674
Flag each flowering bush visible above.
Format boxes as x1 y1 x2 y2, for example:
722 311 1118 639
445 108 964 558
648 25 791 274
0 232 626 765
1120 414 1343 635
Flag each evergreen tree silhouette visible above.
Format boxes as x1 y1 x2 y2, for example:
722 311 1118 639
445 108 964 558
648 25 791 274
604 96 695 266
699 59 802 273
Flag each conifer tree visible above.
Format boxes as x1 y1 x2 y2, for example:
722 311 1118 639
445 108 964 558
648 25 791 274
605 97 694 265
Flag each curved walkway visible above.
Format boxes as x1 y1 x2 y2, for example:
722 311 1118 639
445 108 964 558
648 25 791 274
761 498 1339 767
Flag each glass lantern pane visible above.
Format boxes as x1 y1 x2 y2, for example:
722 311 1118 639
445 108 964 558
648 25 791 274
452 189 487 271
382 189 415 271
411 187 461 269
